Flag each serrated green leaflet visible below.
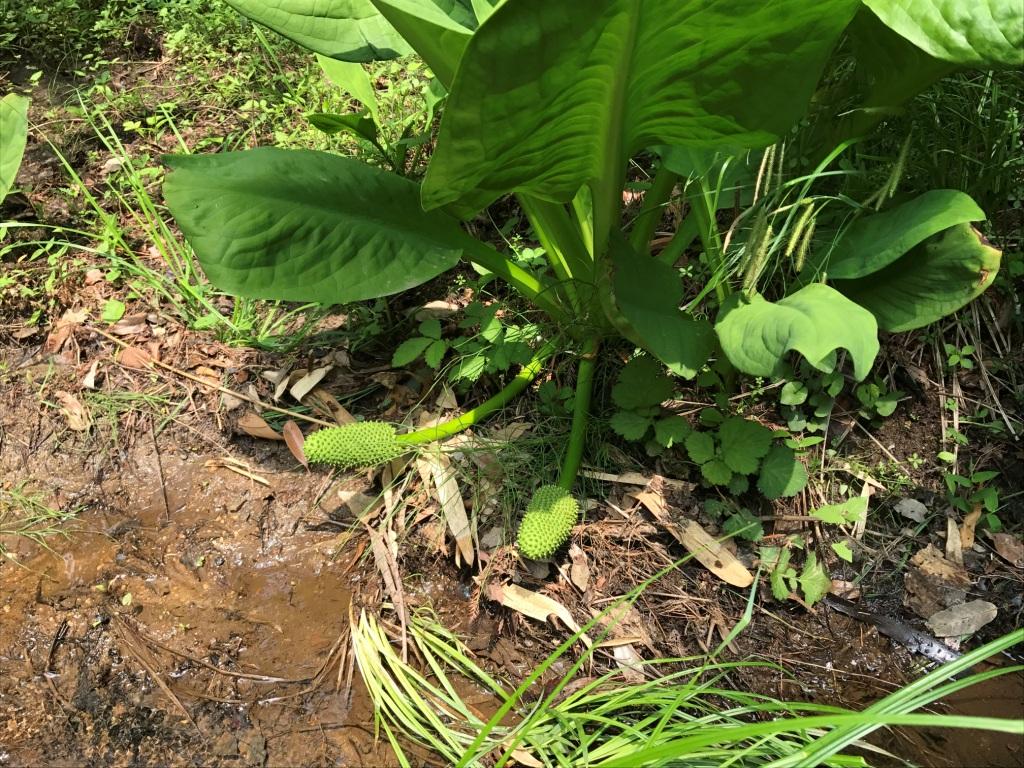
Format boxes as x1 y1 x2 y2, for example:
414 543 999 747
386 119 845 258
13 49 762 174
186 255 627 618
685 432 715 465
163 148 472 304
798 552 831 604
863 0 1024 68
610 410 654 441
701 460 733 486
719 417 773 475
654 416 690 448
811 497 868 524
757 445 808 500
611 355 674 410
716 284 879 381
834 223 1001 332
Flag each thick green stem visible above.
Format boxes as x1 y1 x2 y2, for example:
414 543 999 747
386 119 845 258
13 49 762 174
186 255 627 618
519 195 595 315
656 208 700 266
629 164 679 254
461 238 567 322
557 337 600 490
396 340 557 445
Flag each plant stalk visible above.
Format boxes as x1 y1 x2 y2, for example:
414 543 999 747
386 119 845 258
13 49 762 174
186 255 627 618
461 239 568 322
629 164 679 254
690 179 731 304
396 340 558 445
557 337 600 490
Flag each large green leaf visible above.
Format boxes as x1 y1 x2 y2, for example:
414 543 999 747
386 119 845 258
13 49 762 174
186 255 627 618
370 0 474 86
163 148 473 304
421 0 859 220
316 54 379 119
715 284 879 381
0 93 29 205
826 190 985 279
223 0 411 60
609 233 714 378
834 223 1001 332
863 0 1024 68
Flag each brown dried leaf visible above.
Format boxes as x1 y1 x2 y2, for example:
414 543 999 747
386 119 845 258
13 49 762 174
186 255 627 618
109 314 148 336
192 365 221 387
119 345 153 369
568 545 590 592
414 300 460 321
237 412 284 441
486 583 591 646
960 506 983 549
421 450 474 567
289 365 332 402
305 386 356 425
44 308 88 354
283 420 308 469
946 517 964 565
81 359 101 389
54 390 90 431
991 533 1024 568
926 600 997 637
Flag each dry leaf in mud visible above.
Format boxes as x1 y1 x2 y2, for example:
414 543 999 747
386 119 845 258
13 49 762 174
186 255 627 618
420 451 474 567
926 599 997 637
44 308 88 354
904 544 971 619
337 488 378 519
895 497 929 524
55 390 90 431
487 582 592 646
305 387 355 425
945 517 964 565
960 507 983 549
568 545 590 592
290 365 332 402
635 479 753 588
991 533 1024 568
237 412 284 441
415 300 460 320
829 580 861 600
119 345 153 369
81 359 101 389
192 365 221 386
109 314 148 336
262 366 291 400
283 420 308 469
435 384 458 411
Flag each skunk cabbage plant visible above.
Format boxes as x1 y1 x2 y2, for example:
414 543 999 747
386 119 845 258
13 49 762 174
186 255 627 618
164 0 1018 555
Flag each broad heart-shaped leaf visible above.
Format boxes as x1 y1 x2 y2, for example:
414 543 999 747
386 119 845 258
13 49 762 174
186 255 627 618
825 190 985 279
757 445 808 500
0 93 29 205
163 148 474 304
223 0 412 60
611 354 675 410
863 0 1023 68
608 233 715 378
834 223 1001 332
421 0 859 217
715 284 879 382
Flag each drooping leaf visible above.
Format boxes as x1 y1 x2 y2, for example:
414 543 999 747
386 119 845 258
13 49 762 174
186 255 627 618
0 93 29 205
316 55 379 119
163 148 473 304
798 552 831 605
307 112 379 144
715 284 879 381
719 417 773 475
834 223 1001 331
810 496 868 525
824 190 985 279
862 0 1024 68
609 234 715 378
421 0 860 218
392 337 433 367
654 415 690 448
758 445 808 500
611 354 675 410
370 0 474 87
701 459 733 486
222 0 412 60
724 508 764 541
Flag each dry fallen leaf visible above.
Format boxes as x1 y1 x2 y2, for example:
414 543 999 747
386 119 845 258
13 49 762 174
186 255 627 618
44 308 88 354
109 314 148 336
895 497 928 524
305 386 355 425
55 390 90 431
926 599 997 637
81 359 101 389
283 420 308 469
945 517 964 565
290 365 332 402
119 345 153 369
419 451 474 567
991 533 1024 568
415 300 460 321
960 506 983 549
904 544 971 619
487 582 591 646
435 383 458 411
237 412 284 441
568 545 590 592
635 477 753 588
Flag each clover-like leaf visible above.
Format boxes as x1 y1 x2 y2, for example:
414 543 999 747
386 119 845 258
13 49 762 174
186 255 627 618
757 445 808 500
701 459 733 487
611 355 675 410
654 416 691 448
685 432 716 465
610 410 654 441
719 416 773 475
392 337 433 367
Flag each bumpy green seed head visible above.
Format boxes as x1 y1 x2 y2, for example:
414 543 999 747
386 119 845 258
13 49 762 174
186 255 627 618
302 422 403 470
516 485 579 560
